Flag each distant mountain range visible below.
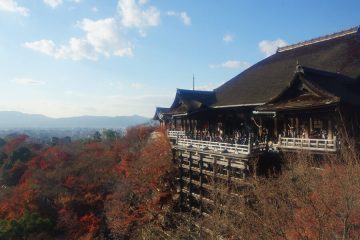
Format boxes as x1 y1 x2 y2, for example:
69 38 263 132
0 111 150 129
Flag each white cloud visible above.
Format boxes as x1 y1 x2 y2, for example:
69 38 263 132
24 18 133 60
166 10 191 26
43 0 63 8
13 78 45 86
210 60 250 69
117 0 160 36
0 0 29 16
258 38 287 57
180 12 191 26
223 34 234 43
23 39 56 56
91 6 98 12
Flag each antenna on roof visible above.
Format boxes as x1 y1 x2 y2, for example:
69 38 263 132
193 73 195 91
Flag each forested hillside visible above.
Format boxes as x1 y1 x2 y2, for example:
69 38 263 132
0 126 175 239
1 126 360 240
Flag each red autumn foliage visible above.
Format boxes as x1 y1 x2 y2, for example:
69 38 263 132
0 125 174 239
3 134 28 153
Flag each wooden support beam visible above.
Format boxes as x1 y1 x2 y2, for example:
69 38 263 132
328 120 333 140
189 153 193 206
295 117 299 136
274 117 278 137
199 153 204 213
227 158 231 187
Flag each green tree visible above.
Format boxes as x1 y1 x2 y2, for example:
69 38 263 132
0 211 52 240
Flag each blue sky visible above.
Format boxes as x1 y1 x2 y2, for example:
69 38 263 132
0 0 359 118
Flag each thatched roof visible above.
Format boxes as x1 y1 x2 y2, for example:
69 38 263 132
168 89 216 115
214 26 360 108
152 107 170 120
256 65 360 112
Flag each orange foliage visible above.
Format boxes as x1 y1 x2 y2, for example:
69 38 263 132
3 134 28 153
0 126 173 239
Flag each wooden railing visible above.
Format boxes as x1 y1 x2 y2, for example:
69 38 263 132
277 137 337 152
167 130 185 139
176 138 267 155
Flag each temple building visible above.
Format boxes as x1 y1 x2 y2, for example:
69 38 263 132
155 26 360 154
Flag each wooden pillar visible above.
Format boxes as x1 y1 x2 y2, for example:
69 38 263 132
199 153 203 213
181 119 184 131
259 117 263 137
309 117 313 133
213 156 217 182
283 122 287 136
249 135 253 153
305 125 309 139
189 153 192 198
179 153 184 208
227 158 231 187
295 117 299 136
328 120 333 140
189 119 193 135
274 117 278 137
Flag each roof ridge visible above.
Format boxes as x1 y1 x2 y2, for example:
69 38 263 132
277 25 359 53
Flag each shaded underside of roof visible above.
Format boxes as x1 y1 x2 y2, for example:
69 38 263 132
256 94 339 112
214 30 360 107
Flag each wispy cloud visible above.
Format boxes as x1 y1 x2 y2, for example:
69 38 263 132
210 60 250 70
91 6 98 12
43 0 63 9
13 78 45 86
258 38 287 57
24 18 133 60
223 34 234 43
166 10 191 26
0 0 29 16
117 0 160 36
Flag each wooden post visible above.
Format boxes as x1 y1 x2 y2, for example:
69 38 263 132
189 152 193 198
328 120 333 140
227 158 231 187
189 119 193 136
278 134 282 145
310 117 313 133
213 156 217 183
283 122 287 136
199 153 203 213
248 135 253 154
295 117 299 136
259 117 263 138
179 153 184 209
274 117 278 138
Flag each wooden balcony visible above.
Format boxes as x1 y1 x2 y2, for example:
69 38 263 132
167 130 186 139
277 136 337 152
175 137 267 156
